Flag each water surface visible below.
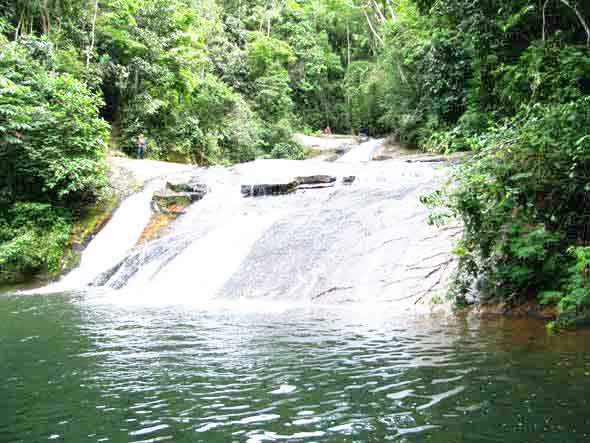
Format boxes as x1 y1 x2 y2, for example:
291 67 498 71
1 292 590 442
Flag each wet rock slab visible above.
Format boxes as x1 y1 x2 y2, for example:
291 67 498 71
166 179 208 198
241 182 298 197
152 189 192 210
295 175 336 185
242 175 338 197
152 178 208 213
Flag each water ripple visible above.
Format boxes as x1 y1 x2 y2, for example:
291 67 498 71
2 294 590 441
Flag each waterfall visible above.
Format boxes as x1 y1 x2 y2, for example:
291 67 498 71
38 182 159 293
337 138 382 163
37 139 457 311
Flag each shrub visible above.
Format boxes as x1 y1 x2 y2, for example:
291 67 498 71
269 141 305 160
494 41 590 114
0 41 109 206
0 41 108 284
429 98 590 305
0 203 71 283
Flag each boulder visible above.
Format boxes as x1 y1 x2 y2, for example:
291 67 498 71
166 178 208 201
241 182 298 197
152 189 192 214
241 175 343 198
342 176 356 185
187 183 208 202
295 175 336 185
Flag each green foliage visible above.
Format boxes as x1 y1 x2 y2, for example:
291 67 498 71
343 61 382 135
274 3 345 130
378 0 590 326
120 71 263 164
269 140 305 160
252 71 294 123
98 0 307 163
0 39 107 284
430 97 590 312
374 0 477 145
542 247 590 330
2 0 397 162
244 32 301 156
558 247 590 313
0 16 12 38
495 40 590 114
0 203 71 283
0 41 109 206
246 32 295 78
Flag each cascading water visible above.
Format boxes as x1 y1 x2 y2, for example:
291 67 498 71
39 182 160 293
42 139 457 311
337 137 382 163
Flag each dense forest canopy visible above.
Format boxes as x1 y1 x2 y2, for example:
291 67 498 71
2 0 590 326
2 0 589 157
6 0 586 163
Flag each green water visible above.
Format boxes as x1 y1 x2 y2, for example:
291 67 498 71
1 293 590 442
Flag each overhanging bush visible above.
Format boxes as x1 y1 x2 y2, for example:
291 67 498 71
428 97 590 314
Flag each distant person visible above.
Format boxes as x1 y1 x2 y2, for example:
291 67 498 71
324 126 332 136
137 133 147 159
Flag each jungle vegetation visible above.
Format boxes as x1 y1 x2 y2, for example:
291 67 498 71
2 0 590 326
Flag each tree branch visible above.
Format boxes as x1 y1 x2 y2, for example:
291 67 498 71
561 0 590 47
544 0 590 47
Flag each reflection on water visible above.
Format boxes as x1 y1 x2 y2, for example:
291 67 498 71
1 292 590 442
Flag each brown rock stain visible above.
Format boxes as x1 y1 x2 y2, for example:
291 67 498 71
136 203 189 246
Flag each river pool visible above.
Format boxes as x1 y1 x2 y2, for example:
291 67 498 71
1 292 590 442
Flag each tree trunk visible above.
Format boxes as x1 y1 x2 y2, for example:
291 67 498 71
542 0 548 42
371 0 386 24
385 0 397 22
561 0 590 47
346 22 352 133
41 0 51 35
55 0 62 30
87 0 99 68
15 9 24 40
40 4 47 34
346 22 351 66
363 8 383 47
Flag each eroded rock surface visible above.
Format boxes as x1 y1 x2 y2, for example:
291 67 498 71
295 175 336 185
152 189 192 213
166 179 208 197
152 178 208 213
242 175 339 197
241 182 298 197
